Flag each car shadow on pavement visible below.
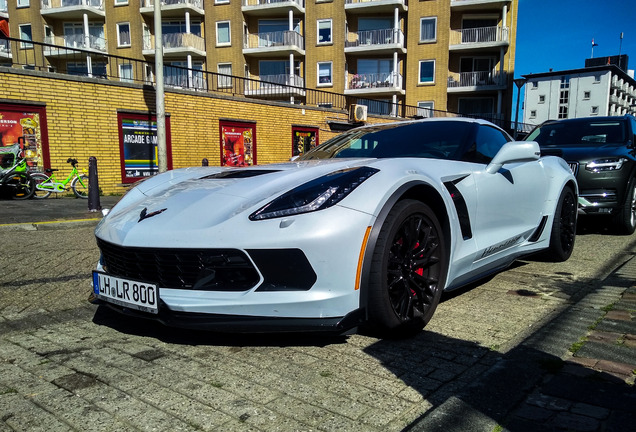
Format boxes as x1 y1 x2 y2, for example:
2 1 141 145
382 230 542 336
365 257 636 432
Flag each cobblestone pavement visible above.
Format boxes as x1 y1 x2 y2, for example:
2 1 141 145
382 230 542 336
0 200 635 431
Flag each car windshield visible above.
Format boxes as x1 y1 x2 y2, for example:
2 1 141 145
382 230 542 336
527 120 627 146
298 121 475 161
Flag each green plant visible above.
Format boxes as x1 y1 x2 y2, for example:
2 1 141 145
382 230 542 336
569 337 587 354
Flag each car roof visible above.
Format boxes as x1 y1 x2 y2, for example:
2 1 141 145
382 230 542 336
540 115 633 126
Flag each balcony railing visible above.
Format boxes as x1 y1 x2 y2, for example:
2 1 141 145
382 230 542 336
41 0 103 9
447 70 505 89
345 28 404 49
344 0 408 10
44 34 107 52
243 30 304 50
347 72 402 90
143 33 205 52
245 74 305 96
450 26 509 45
140 0 203 8
242 0 303 7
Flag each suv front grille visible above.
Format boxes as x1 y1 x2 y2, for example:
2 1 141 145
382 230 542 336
96 238 260 291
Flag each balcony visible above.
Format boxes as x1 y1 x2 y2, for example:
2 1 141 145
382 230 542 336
244 74 305 97
243 31 305 57
139 0 204 18
143 33 206 58
344 0 407 13
40 0 105 19
242 0 305 17
344 28 406 55
447 70 506 92
345 72 404 96
0 38 10 59
450 0 511 11
43 34 108 57
449 26 509 51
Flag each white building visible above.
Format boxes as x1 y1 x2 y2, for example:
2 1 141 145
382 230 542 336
521 64 636 125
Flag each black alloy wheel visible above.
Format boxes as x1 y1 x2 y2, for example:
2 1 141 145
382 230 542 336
367 200 447 337
544 186 577 262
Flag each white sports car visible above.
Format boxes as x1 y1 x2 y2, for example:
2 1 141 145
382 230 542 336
91 118 577 337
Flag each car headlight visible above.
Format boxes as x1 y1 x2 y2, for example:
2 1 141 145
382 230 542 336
249 166 379 221
585 157 627 172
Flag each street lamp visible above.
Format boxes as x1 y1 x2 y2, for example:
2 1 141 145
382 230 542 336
513 78 527 140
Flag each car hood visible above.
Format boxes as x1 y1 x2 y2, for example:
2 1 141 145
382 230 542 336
539 143 632 161
95 158 377 245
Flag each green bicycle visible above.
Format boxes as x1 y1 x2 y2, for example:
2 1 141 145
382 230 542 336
31 158 89 199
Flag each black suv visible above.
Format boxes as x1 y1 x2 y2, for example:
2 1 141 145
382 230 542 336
526 115 636 234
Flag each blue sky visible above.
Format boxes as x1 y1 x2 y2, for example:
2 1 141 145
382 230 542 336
513 0 636 120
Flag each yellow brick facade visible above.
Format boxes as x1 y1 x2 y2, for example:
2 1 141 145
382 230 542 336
0 68 394 195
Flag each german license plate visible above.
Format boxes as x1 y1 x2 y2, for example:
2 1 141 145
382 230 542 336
92 272 159 314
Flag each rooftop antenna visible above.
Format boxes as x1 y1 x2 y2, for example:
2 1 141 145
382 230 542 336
619 32 624 56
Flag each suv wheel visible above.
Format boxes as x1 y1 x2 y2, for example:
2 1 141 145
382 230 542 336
614 178 636 235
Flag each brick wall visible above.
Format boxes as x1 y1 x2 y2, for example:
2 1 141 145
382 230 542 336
0 68 394 194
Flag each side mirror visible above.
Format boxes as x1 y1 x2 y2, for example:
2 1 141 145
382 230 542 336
486 141 541 174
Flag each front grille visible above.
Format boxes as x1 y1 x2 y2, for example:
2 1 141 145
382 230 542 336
568 162 579 176
96 238 260 291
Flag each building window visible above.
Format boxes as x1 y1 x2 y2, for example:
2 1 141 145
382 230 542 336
419 17 437 43
531 81 538 89
215 0 229 3
19 24 32 48
591 106 599 115
583 91 591 99
594 75 601 83
17 0 29 7
114 0 128 5
117 23 131 47
417 101 434 118
317 19 332 45
530 110 537 118
538 95 545 104
418 60 435 84
216 21 231 46
119 64 133 82
218 63 232 88
318 62 332 86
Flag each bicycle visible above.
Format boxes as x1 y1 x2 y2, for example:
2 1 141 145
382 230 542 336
0 143 35 200
31 158 89 199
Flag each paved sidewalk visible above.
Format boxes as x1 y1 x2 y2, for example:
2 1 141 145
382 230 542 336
1 195 635 431
409 257 636 432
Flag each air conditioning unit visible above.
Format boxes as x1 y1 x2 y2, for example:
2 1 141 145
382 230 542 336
349 104 368 122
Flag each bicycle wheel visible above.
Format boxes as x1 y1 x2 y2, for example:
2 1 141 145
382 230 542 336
31 172 53 199
7 173 35 200
72 174 89 198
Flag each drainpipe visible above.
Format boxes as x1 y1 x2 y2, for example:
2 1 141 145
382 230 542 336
289 9 294 104
83 13 92 77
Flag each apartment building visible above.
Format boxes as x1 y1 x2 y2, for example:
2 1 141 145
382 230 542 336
1 0 517 121
522 63 636 126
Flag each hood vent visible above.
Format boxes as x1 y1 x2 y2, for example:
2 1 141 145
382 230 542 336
202 170 281 180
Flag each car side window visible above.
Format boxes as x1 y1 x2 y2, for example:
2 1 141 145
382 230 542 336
464 125 510 164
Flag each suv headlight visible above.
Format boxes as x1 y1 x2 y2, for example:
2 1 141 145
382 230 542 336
585 157 627 172
249 167 379 221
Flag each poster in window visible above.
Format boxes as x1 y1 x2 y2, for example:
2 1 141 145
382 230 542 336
292 127 319 157
0 105 49 171
220 121 256 166
118 113 172 183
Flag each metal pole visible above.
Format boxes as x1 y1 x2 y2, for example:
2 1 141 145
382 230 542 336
513 78 526 140
88 156 101 212
154 0 167 173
